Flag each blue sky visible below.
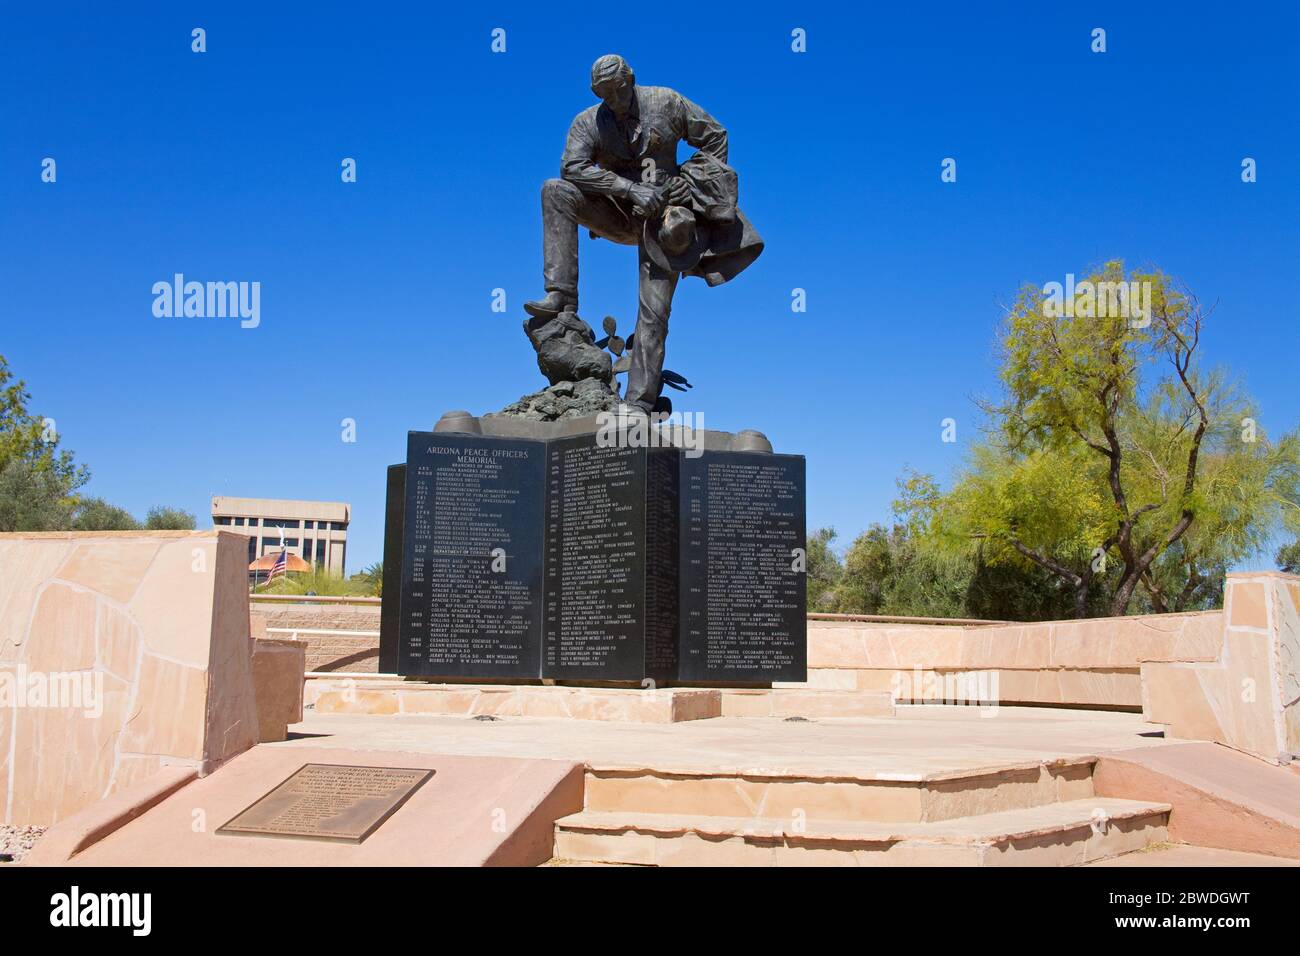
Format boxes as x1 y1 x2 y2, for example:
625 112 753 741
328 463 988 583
3 2 1297 571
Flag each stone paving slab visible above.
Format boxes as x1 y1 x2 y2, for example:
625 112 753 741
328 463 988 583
277 705 1180 780
28 746 583 867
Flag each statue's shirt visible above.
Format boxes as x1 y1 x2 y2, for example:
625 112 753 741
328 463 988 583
561 85 728 201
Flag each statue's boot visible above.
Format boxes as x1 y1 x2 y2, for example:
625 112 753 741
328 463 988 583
523 290 577 319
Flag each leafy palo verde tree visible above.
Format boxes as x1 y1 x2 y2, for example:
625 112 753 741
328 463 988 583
972 262 1297 616
891 470 1093 621
1136 426 1300 612
931 408 1297 617
927 443 1114 618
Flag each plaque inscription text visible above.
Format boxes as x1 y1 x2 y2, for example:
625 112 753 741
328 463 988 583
217 763 434 844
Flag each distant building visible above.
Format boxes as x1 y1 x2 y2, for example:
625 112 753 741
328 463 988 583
210 496 350 576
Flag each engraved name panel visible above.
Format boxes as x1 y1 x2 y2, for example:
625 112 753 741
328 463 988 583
399 432 544 678
677 451 807 682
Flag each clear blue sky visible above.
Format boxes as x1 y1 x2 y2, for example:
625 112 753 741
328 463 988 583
3 3 1297 571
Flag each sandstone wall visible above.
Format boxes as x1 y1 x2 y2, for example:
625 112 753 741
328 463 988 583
1142 572 1300 764
801 610 1223 710
0 531 262 826
251 601 380 673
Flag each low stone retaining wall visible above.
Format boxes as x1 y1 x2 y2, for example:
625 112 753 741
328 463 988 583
286 603 1217 713
800 572 1300 764
801 610 1223 711
251 601 380 673
305 678 722 723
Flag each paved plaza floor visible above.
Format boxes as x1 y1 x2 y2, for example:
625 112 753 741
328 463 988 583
277 704 1178 778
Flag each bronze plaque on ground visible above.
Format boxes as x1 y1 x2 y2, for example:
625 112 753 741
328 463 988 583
216 764 434 844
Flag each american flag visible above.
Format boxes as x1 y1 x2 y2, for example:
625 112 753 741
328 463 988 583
266 548 288 586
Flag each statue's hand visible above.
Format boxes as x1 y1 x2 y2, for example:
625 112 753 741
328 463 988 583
629 183 663 218
661 176 692 206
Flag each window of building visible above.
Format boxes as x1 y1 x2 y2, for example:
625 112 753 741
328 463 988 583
266 519 300 529
316 539 327 565
214 517 231 525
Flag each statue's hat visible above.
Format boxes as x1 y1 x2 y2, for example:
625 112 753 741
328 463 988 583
643 204 706 273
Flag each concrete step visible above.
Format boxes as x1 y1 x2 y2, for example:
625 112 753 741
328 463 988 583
1093 742 1300 859
582 755 1097 824
553 797 1171 867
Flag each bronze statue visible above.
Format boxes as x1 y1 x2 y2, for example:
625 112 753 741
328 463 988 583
524 54 763 414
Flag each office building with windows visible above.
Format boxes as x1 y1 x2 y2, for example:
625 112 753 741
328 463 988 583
210 496 350 576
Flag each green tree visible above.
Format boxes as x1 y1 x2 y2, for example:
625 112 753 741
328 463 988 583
0 356 87 530
0 460 77 531
972 261 1295 616
1278 540 1300 574
835 475 974 618
834 522 1010 619
143 506 197 530
833 479 961 617
927 443 1112 618
805 527 842 611
879 472 1086 621
73 497 141 531
835 524 895 615
1136 429 1300 612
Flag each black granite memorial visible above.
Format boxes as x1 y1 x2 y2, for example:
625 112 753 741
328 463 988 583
396 433 545 679
380 427 806 684
539 433 682 682
677 451 806 682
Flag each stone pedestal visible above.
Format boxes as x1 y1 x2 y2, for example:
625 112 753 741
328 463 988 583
379 413 806 684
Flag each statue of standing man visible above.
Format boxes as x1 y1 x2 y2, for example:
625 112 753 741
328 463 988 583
525 54 764 414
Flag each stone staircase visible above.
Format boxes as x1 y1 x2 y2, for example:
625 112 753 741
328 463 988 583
552 757 1170 866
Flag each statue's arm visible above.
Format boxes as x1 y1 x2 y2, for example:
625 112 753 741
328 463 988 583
678 94 728 163
560 113 637 198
